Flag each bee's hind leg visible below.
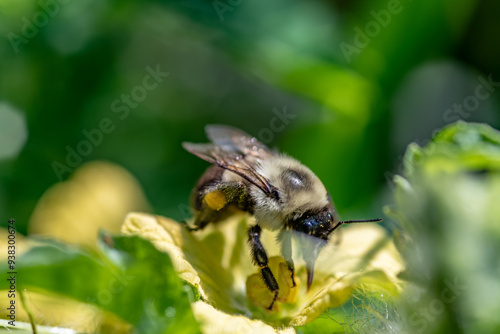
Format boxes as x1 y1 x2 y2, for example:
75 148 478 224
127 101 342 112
181 221 201 232
248 225 279 310
186 183 237 232
184 208 219 231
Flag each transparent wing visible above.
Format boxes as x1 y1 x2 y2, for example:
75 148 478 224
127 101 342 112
205 124 273 158
183 125 277 197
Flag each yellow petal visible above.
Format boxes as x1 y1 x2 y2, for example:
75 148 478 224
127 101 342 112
121 212 252 314
0 290 130 333
121 212 201 287
289 223 404 326
192 301 295 334
121 213 403 328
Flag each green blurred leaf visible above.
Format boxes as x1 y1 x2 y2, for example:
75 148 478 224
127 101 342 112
386 121 500 333
0 235 200 334
402 121 500 176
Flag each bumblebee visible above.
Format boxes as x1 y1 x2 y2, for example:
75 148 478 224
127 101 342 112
183 125 381 310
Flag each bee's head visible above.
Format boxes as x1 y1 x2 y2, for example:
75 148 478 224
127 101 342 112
288 209 336 291
289 209 382 291
291 210 336 239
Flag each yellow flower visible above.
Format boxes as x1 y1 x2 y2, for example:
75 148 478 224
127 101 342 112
29 161 150 248
121 213 404 333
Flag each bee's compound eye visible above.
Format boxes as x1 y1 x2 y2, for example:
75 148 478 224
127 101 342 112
298 219 314 234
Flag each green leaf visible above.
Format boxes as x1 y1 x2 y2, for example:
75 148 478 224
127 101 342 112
388 121 500 333
402 121 500 177
297 289 399 334
0 235 200 334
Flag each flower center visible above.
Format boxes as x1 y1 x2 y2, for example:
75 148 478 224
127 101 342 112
245 256 300 312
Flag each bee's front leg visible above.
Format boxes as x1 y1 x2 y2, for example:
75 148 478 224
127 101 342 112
248 225 279 310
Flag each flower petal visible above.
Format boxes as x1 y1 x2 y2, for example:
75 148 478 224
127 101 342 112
289 223 404 326
29 161 150 248
121 212 252 315
192 301 295 334
121 213 404 328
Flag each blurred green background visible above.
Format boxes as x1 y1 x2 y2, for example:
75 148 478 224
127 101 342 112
2 0 500 333
1 0 499 235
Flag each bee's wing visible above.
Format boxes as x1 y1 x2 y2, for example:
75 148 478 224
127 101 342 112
183 125 277 196
205 124 273 157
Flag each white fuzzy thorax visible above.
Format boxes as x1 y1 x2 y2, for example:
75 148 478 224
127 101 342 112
223 154 329 231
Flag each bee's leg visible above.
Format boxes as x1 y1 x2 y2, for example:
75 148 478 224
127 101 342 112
248 225 279 310
188 183 235 231
181 220 199 231
188 209 219 231
278 229 296 287
189 181 253 231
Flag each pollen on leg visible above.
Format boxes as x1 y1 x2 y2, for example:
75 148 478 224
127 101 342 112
204 190 226 211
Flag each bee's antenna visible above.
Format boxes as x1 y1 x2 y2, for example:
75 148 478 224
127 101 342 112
329 218 382 234
339 218 383 224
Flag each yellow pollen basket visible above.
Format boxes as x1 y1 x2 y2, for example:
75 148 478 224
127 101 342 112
204 190 227 211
